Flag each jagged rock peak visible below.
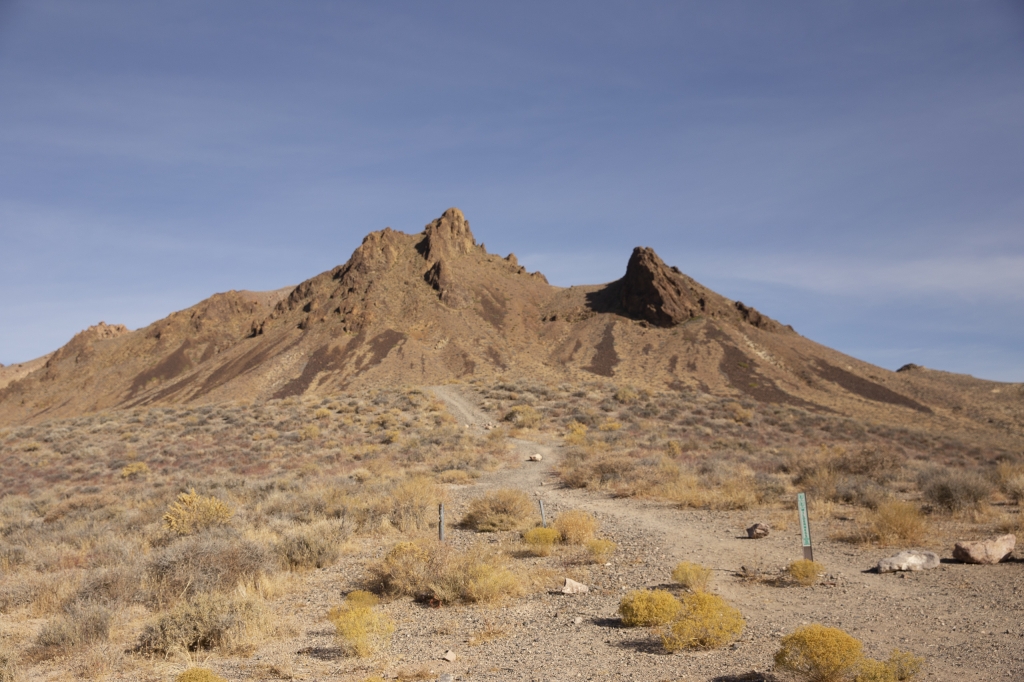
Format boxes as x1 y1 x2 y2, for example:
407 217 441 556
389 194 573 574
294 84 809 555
83 322 130 339
419 207 477 263
620 247 708 327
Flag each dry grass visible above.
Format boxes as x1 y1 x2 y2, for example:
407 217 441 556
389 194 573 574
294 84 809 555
671 561 712 592
618 589 681 627
553 510 598 545
788 559 825 587
864 501 926 546
163 490 233 535
461 489 537 532
367 540 524 605
522 527 561 556
327 593 395 657
661 592 744 651
775 624 863 682
177 669 229 682
585 538 616 563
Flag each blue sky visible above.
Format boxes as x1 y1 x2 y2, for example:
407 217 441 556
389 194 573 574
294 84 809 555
1 1 1022 381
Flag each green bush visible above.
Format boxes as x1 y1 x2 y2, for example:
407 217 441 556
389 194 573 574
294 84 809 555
618 589 681 627
661 592 744 650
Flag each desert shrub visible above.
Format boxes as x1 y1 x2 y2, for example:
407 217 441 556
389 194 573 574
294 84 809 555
461 489 536 532
522 527 561 556
564 421 589 445
919 469 993 512
671 561 712 592
867 650 925 681
177 669 228 682
618 589 681 627
438 469 474 484
866 501 925 545
0 648 17 682
136 593 264 653
776 624 863 681
163 489 233 535
314 407 331 420
344 590 379 608
147 534 274 605
585 538 616 563
553 510 598 545
298 424 320 441
614 387 638 404
276 521 344 570
788 559 825 587
382 476 446 533
661 592 744 651
328 593 395 657
368 540 522 605
120 461 150 479
503 405 540 428
0 544 26 573
996 462 1024 504
34 604 111 654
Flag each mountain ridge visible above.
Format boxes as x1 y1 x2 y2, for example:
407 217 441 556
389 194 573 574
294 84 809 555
1 208 1020 448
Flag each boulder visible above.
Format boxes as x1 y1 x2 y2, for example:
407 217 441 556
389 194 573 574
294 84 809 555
746 523 770 539
953 534 1016 564
561 578 589 594
527 453 543 462
877 550 940 573
441 649 457 662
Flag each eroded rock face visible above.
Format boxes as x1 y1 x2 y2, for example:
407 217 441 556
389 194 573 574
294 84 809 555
877 550 940 573
953 534 1016 564
425 259 472 309
419 207 476 263
619 247 707 327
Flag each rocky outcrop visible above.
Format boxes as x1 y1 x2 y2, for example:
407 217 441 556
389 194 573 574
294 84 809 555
877 550 940 573
619 247 710 327
735 301 782 332
419 208 476 264
425 259 472 309
746 523 770 539
953 534 1015 564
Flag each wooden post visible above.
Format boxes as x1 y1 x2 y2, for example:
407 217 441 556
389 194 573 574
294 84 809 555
539 499 547 528
439 503 445 542
797 492 813 561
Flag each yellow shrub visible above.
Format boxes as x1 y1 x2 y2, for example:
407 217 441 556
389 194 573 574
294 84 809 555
598 420 621 432
328 603 395 657
661 592 744 651
314 407 331 420
586 538 616 563
523 527 561 556
564 420 589 445
438 469 474 484
775 624 863 682
618 590 681 627
369 541 523 605
867 501 925 546
503 405 540 428
614 387 638 404
299 424 321 441
120 461 150 479
162 489 232 535
344 591 379 608
553 510 598 545
462 489 536 532
788 559 824 587
671 561 712 593
177 669 228 682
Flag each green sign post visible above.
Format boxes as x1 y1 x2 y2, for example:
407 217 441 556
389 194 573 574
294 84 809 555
797 492 813 561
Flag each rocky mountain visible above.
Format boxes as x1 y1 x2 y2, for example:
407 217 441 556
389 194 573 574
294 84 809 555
2 208 1021 443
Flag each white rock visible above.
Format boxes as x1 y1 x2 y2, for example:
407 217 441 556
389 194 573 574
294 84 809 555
527 453 543 461
877 550 940 573
953 534 1016 564
561 578 589 594
442 649 457 662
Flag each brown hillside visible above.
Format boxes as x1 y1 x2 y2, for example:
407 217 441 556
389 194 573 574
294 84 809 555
1 208 1021 451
